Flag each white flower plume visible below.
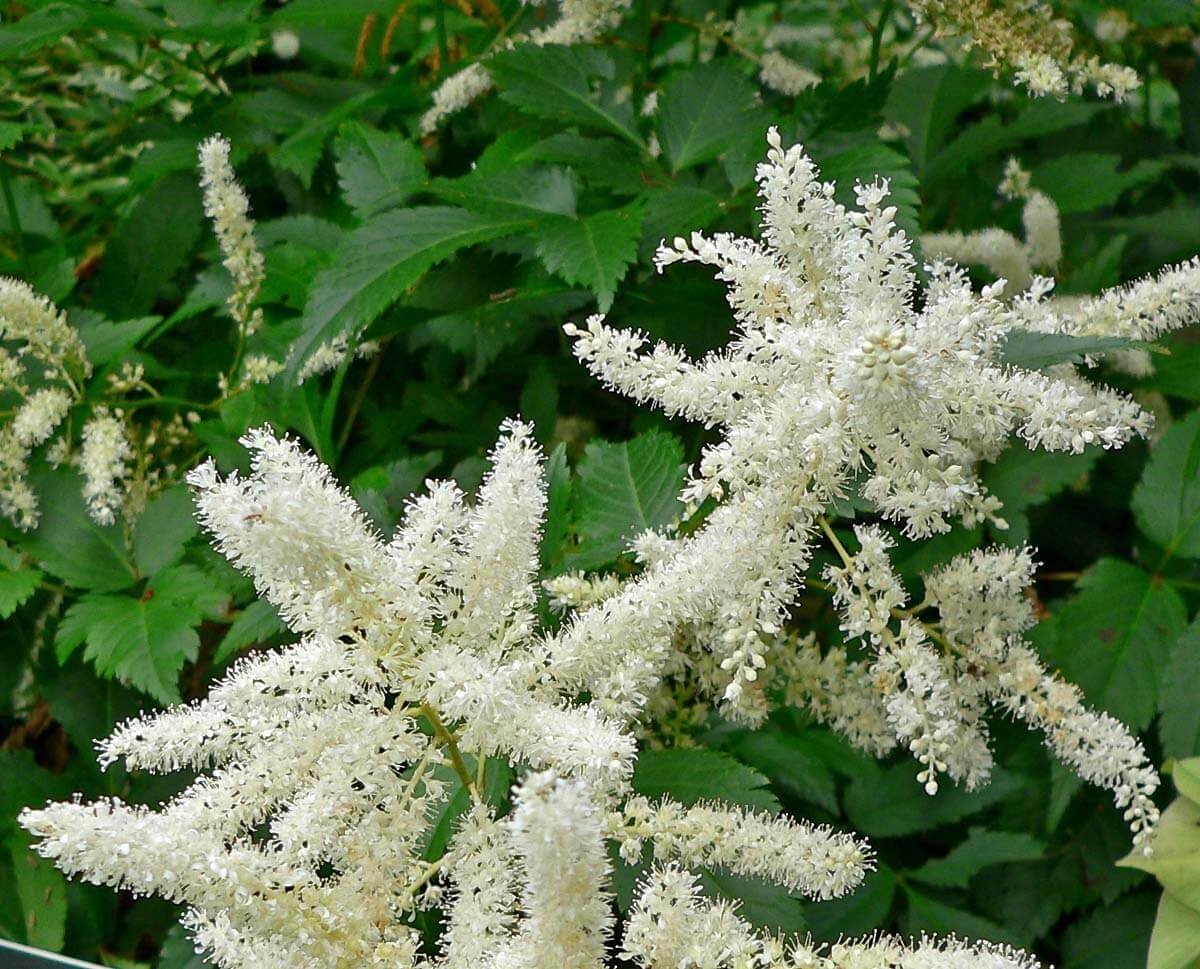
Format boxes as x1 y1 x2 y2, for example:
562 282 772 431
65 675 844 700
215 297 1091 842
563 128 1189 843
21 420 870 967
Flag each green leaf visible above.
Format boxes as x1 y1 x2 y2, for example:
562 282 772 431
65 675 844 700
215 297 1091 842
697 867 806 935
633 748 780 811
74 314 161 367
55 565 225 704
1174 758 1200 805
1121 797 1200 909
216 599 287 666
0 4 88 60
726 730 838 814
536 206 642 311
0 568 41 618
540 444 572 575
1148 892 1200 969
910 827 1044 887
570 429 685 569
885 65 992 177
1060 890 1157 969
289 207 532 380
134 486 199 576
639 185 725 259
1036 558 1187 731
1161 620 1200 759
489 45 643 148
433 166 577 220
10 835 67 951
982 444 1099 545
1133 410 1200 561
274 91 375 188
998 329 1137 370
25 470 137 592
904 885 1020 946
844 764 1024 836
334 122 425 219
928 100 1109 183
805 864 896 938
1033 153 1167 215
1148 337 1200 401
656 61 767 173
91 171 204 319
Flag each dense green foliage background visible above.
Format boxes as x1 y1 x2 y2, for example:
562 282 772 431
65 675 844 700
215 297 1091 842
2 0 1200 965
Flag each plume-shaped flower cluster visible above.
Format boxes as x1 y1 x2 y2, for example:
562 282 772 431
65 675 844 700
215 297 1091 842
22 421 871 967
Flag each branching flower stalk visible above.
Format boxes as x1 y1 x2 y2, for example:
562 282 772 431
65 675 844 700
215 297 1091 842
20 129 1200 966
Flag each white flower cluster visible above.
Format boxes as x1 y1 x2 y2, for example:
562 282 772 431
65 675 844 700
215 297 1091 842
0 278 91 528
420 0 631 133
22 420 870 967
622 865 1040 968
907 0 1140 100
923 159 1061 296
565 129 1194 839
79 407 132 526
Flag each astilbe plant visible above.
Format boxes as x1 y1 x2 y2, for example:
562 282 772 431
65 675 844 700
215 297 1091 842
19 130 1200 967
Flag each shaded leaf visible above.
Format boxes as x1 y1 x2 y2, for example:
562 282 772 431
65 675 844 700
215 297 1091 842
334 121 425 219
633 748 780 811
536 206 642 311
910 827 1044 887
1132 410 1200 561
656 61 768 172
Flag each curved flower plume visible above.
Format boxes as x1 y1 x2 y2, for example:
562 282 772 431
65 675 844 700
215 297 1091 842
21 421 871 968
561 128 1193 846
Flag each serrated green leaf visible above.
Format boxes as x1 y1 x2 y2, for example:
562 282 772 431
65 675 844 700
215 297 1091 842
289 207 533 379
844 764 1024 836
0 4 88 60
1161 621 1200 759
805 863 897 939
570 429 685 569
910 828 1044 887
134 486 199 576
904 885 1020 946
1133 410 1200 561
726 731 838 814
1060 885 1157 969
433 166 577 220
334 121 425 219
0 568 40 618
25 470 137 592
274 91 375 188
55 565 223 704
536 206 642 311
216 599 287 666
998 329 1137 370
633 748 780 811
489 45 643 148
639 184 725 260
1036 559 1187 731
656 61 768 173
11 836 67 951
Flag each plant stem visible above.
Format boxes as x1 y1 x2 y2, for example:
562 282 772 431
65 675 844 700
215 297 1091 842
419 703 481 803
868 0 895 82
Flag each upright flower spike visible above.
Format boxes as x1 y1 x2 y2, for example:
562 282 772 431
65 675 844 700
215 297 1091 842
198 136 265 340
563 128 1194 843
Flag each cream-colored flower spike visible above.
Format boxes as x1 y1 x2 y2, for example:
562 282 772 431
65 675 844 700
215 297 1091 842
562 128 1194 845
21 420 872 967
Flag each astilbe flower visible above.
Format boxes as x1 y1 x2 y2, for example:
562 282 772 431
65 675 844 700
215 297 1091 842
0 278 92 528
906 0 1140 100
563 128 1198 845
22 420 871 968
